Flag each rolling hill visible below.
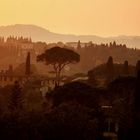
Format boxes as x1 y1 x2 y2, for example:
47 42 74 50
0 24 140 48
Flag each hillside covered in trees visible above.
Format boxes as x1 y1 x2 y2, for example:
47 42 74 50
75 41 140 73
0 37 140 75
0 40 140 140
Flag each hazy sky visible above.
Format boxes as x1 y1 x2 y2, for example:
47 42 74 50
0 0 140 36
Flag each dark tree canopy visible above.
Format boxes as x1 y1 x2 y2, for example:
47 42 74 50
77 40 81 50
37 46 80 86
123 60 129 75
25 52 31 76
134 70 140 113
8 81 24 111
88 70 98 87
136 60 140 75
106 56 114 82
37 46 80 65
47 81 99 109
107 56 113 66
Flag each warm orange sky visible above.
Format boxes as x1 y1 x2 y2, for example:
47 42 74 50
0 0 140 36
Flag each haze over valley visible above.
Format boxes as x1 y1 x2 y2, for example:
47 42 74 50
0 24 140 48
0 0 140 139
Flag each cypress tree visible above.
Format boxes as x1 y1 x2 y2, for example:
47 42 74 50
132 70 140 139
77 40 81 50
136 60 140 76
135 70 140 112
8 81 24 111
25 52 31 76
106 56 114 82
113 41 117 47
123 60 129 75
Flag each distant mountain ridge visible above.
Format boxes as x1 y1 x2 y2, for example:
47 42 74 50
0 24 140 48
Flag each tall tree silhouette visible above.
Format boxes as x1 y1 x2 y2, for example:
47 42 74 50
109 42 113 48
136 60 140 76
134 70 140 112
77 40 81 50
106 56 114 83
25 52 31 76
132 70 140 139
8 81 24 111
113 41 117 47
37 46 80 86
123 60 129 75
